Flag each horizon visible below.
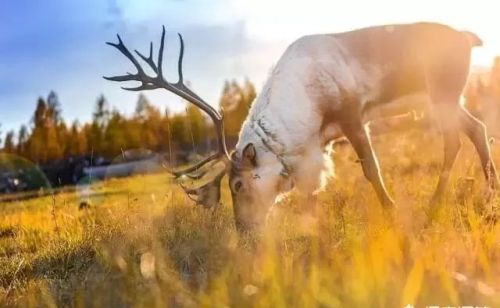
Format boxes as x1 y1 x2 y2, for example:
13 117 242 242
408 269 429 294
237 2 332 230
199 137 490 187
2 0 500 133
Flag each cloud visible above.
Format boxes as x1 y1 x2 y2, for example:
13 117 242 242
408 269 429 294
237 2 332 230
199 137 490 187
5 0 499 134
0 0 283 132
104 0 125 29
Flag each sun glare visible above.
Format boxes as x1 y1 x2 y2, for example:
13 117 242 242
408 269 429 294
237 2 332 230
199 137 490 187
233 0 500 67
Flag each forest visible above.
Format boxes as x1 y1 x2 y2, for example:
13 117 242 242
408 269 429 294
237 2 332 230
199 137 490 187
0 79 256 165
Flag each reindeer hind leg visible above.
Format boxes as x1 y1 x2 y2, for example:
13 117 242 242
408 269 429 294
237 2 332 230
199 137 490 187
429 117 461 206
459 106 499 193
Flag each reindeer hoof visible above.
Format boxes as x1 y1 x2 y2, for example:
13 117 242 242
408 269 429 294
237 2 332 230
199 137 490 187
483 186 497 202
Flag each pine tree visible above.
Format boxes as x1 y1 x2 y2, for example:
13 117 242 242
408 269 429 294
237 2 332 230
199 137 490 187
87 122 102 157
142 101 163 151
17 125 28 157
158 108 172 152
44 92 64 162
27 97 48 163
93 95 110 127
44 122 63 162
135 93 150 120
185 104 207 147
219 79 256 138
243 78 257 106
67 121 87 156
133 94 160 150
104 110 127 158
88 95 110 155
170 114 187 150
27 94 64 163
57 122 69 156
33 97 48 128
47 91 62 123
3 131 15 154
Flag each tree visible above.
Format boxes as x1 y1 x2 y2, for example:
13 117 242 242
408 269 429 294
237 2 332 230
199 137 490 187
27 94 64 163
27 128 44 163
93 95 110 127
170 114 187 150
185 104 207 147
3 131 15 154
27 97 49 163
66 121 87 156
33 97 48 128
135 93 150 120
42 92 63 162
219 79 256 138
157 107 173 153
243 78 257 106
141 101 163 151
57 121 69 156
133 94 161 150
17 125 28 157
88 95 110 155
87 121 104 156
47 91 62 123
44 120 63 162
104 110 127 157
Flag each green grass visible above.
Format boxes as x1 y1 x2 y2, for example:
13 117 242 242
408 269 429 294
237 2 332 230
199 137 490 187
0 130 499 307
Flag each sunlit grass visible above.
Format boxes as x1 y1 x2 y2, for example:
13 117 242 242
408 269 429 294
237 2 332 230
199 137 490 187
0 130 499 307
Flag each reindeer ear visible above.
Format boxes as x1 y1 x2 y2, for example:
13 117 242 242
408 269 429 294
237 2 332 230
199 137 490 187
242 143 257 168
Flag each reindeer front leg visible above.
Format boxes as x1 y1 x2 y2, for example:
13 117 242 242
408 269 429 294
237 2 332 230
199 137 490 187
340 120 395 208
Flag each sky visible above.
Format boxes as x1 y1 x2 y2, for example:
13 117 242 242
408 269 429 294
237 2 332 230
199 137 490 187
1 0 500 134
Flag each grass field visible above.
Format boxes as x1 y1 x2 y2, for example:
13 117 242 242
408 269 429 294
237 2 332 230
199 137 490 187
0 130 499 307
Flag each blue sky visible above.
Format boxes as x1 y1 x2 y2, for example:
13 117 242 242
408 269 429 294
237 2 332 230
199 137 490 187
2 0 500 134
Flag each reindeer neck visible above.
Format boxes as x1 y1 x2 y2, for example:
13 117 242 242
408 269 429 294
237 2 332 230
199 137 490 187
237 81 319 175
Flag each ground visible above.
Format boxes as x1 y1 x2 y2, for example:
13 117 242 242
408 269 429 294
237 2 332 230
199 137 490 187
0 130 499 307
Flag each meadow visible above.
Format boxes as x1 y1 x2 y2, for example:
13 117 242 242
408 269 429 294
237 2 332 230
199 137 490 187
0 129 499 307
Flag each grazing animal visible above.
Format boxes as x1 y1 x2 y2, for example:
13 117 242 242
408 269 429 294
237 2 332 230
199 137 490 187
105 22 498 231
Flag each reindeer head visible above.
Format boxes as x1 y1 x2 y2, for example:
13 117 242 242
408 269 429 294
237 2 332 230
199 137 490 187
229 143 294 231
105 27 293 232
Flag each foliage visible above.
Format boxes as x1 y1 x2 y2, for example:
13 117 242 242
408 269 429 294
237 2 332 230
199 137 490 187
1 79 256 164
3 132 15 155
220 79 256 138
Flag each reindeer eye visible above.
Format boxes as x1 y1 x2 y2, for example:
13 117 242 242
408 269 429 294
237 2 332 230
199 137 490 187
232 179 243 193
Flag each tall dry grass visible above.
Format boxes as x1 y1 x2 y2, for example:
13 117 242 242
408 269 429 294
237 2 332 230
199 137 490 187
0 130 499 307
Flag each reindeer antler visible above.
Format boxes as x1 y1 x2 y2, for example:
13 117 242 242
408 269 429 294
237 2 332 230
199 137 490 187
104 26 230 208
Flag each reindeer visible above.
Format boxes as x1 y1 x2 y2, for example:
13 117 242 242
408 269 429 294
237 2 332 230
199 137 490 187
105 22 498 231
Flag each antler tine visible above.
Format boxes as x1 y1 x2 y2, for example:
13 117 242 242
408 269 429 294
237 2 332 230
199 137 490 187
173 34 215 110
158 25 166 79
134 42 158 74
103 73 137 82
121 83 158 92
178 171 225 209
106 34 145 76
171 153 219 178
180 169 210 180
177 33 184 84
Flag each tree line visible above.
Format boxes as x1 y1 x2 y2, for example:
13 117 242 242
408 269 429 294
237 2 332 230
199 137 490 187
1 79 256 165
